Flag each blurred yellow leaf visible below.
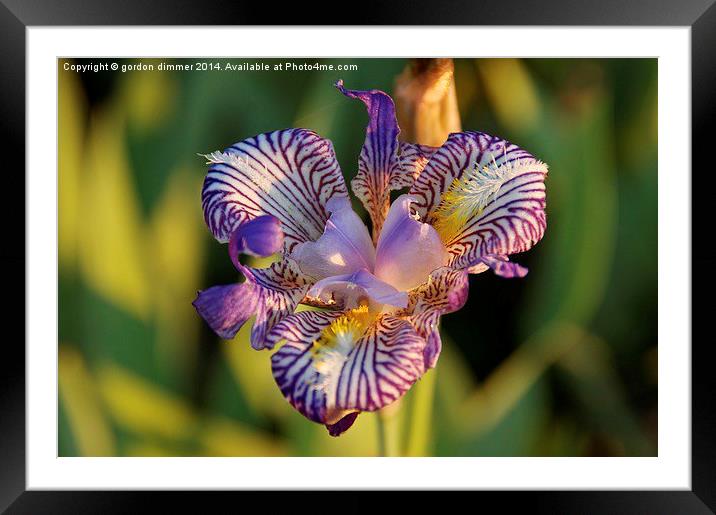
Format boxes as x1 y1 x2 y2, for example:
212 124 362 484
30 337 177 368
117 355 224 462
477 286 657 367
78 107 150 319
121 60 178 131
149 169 206 370
477 58 540 133
97 364 196 440
59 345 116 456
58 66 86 270
199 417 289 457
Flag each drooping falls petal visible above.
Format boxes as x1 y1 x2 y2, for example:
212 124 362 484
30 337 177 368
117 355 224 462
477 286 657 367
194 258 310 349
192 283 257 340
270 308 426 435
470 254 529 278
290 197 375 280
403 267 469 368
374 194 449 292
409 131 547 269
306 268 408 310
201 128 348 250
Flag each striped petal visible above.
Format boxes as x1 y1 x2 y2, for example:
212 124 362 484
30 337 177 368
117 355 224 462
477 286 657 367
244 258 311 350
475 254 529 278
391 142 438 189
405 267 469 369
410 132 548 269
270 309 426 434
338 81 433 241
201 128 348 251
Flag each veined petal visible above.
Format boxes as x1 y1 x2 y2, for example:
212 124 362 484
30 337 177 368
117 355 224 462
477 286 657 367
290 197 375 280
192 283 257 339
375 194 448 292
306 268 408 310
245 258 311 350
201 128 348 250
410 132 547 269
404 267 469 369
475 254 528 278
270 309 426 434
390 142 438 190
336 81 401 240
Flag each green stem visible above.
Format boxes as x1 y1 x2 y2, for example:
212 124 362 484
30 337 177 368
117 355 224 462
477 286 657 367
406 368 437 457
376 404 401 457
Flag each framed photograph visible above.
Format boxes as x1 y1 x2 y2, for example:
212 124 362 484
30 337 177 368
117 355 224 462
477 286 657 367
3 0 713 512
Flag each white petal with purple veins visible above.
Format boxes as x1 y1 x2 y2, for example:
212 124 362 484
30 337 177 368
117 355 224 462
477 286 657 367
201 128 348 250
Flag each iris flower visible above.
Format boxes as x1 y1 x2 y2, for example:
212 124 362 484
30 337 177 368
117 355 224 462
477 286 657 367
194 80 548 436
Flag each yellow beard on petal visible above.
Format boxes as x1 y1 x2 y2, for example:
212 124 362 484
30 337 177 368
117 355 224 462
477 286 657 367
310 306 373 423
312 305 372 372
432 154 548 244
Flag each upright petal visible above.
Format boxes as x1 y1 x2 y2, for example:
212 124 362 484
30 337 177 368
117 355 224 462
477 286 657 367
374 194 448 292
336 81 402 240
404 267 469 368
306 268 408 310
201 128 348 250
290 197 375 280
410 131 547 269
270 309 426 435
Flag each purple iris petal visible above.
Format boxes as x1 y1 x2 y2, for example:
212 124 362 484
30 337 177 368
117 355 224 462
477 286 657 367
478 255 529 278
307 268 408 309
374 194 448 292
201 128 347 250
326 412 359 437
291 197 375 280
270 311 427 434
408 267 469 369
336 80 401 238
192 283 257 339
228 215 284 269
409 131 547 269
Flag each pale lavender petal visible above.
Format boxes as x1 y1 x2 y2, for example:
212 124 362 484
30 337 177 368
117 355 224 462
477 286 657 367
192 283 257 339
336 80 401 240
374 194 448 292
201 128 348 250
270 310 426 434
290 197 375 280
307 268 408 309
228 215 284 269
409 131 547 269
477 255 528 278
406 267 469 368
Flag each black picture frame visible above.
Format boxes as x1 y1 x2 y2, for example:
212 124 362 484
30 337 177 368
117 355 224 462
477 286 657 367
2 1 713 512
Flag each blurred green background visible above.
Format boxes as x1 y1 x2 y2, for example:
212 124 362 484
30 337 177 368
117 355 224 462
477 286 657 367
58 57 657 457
